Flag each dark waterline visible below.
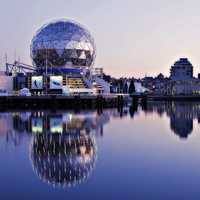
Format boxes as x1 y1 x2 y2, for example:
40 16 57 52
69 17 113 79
1 101 200 199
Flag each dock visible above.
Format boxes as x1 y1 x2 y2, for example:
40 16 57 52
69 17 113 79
0 94 127 110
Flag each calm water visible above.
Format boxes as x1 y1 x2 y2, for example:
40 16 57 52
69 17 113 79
1 101 200 199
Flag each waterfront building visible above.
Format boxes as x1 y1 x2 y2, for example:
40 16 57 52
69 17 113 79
155 80 199 95
155 58 200 95
7 19 110 95
154 74 169 94
91 67 104 78
141 76 154 91
170 58 193 80
168 58 200 94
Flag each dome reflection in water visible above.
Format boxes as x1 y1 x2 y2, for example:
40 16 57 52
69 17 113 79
28 112 98 188
30 132 97 188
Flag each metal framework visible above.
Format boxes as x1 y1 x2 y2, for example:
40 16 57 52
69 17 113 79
31 19 96 69
5 61 36 76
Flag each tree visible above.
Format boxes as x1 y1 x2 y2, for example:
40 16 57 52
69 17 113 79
128 80 135 94
123 82 128 93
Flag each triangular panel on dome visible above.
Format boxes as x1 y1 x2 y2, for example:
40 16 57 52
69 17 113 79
76 50 82 57
64 49 71 57
75 42 82 50
56 49 64 57
85 43 91 51
71 33 81 41
65 41 78 49
79 51 86 60
70 50 78 58
86 42 94 52
80 35 88 42
85 50 91 57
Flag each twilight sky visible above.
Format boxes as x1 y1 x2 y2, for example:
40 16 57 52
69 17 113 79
0 0 200 78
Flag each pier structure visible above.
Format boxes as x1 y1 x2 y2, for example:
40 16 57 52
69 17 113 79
0 94 127 110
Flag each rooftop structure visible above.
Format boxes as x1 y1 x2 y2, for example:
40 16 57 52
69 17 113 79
170 58 193 80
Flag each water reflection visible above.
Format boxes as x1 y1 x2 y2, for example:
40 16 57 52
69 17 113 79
1 102 200 189
170 102 193 139
3 102 200 143
12 111 111 137
3 111 111 188
30 132 97 188
143 101 200 139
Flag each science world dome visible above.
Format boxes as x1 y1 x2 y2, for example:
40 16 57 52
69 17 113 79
30 133 97 188
30 19 96 69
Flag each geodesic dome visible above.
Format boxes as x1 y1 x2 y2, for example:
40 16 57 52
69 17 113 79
31 19 96 69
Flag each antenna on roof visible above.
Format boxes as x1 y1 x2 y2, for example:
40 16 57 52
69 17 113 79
4 53 7 64
14 49 17 62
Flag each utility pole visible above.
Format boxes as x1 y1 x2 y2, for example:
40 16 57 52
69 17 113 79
14 49 16 62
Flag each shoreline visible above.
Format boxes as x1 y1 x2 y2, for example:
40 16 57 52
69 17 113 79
0 94 127 110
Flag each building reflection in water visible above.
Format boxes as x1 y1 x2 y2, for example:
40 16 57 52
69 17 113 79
169 102 193 139
144 101 200 139
29 112 101 187
2 103 200 143
12 111 111 138
30 132 97 188
2 111 113 188
1 103 200 187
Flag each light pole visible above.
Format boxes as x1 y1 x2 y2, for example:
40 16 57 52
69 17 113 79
45 48 48 95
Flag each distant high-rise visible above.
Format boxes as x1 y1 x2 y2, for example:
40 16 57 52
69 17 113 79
170 58 193 80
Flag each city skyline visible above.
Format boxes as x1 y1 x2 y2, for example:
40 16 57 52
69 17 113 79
1 0 200 78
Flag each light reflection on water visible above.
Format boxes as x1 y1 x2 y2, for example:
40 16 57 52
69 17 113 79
1 101 200 199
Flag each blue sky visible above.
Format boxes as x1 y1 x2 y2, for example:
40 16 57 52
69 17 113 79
0 0 200 77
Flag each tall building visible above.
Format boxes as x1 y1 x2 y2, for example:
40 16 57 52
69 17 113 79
170 58 193 80
155 58 200 95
